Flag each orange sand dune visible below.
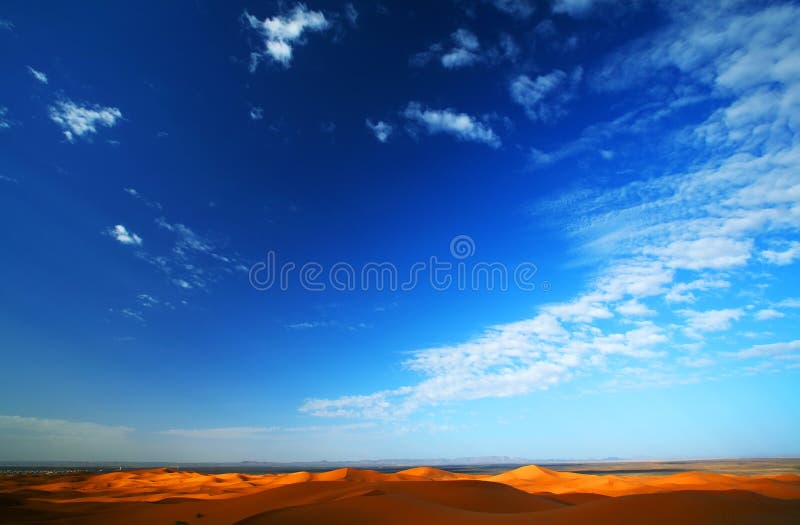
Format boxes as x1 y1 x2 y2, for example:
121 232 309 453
1 465 799 524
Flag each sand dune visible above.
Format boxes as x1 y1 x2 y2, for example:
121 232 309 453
1 465 798 524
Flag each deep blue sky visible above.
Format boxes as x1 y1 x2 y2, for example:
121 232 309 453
1 0 799 462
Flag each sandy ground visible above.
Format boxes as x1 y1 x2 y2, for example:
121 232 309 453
1 464 799 524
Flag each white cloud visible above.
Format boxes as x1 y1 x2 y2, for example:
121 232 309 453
173 278 192 289
647 238 752 270
761 242 800 265
776 298 800 309
679 308 744 334
666 278 730 303
366 119 392 142
616 299 656 317
510 68 582 122
733 340 800 359
0 106 12 129
678 356 716 368
441 29 480 69
403 102 500 147
244 4 329 69
249 106 264 120
411 29 516 69
107 224 143 246
49 100 122 141
754 308 785 321
123 187 162 210
27 66 47 84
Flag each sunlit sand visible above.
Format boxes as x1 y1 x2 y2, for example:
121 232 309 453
2 464 799 524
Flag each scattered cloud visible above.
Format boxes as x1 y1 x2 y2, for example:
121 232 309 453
489 0 534 19
249 106 264 120
344 3 358 26
761 242 800 266
732 340 800 360
776 298 800 309
666 278 730 303
616 299 656 317
366 119 392 142
123 187 162 210
49 100 122 141
679 308 744 335
244 4 330 69
107 224 143 246
510 67 582 122
411 29 517 69
552 0 610 17
121 308 145 323
27 66 47 84
754 308 785 321
0 106 12 129
403 102 500 147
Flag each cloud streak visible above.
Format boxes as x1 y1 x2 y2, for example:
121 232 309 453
403 102 500 148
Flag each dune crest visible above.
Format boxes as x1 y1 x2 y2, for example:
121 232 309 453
2 464 799 524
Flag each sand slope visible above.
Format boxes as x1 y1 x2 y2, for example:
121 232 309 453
1 465 798 524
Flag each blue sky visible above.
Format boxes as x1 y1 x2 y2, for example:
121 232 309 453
1 0 799 462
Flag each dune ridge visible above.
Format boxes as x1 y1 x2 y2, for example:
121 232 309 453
1 464 799 524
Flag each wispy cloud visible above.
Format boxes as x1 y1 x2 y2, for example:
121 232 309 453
124 187 162 210
761 242 800 266
49 100 122 142
27 66 47 84
754 308 785 321
679 308 744 335
489 0 534 19
552 0 610 17
0 415 133 440
0 107 12 129
107 224 143 246
366 119 392 143
160 422 374 439
411 29 518 69
249 106 264 120
732 340 800 360
403 102 500 148
510 67 582 122
244 4 330 69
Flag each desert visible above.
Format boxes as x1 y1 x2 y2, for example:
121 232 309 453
2 461 799 524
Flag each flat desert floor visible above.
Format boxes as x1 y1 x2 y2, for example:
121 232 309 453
2 462 799 524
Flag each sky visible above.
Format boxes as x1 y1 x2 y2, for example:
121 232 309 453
1 0 799 463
